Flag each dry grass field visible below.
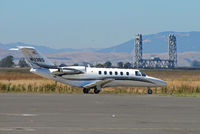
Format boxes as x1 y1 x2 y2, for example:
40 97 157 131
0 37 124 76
0 68 200 96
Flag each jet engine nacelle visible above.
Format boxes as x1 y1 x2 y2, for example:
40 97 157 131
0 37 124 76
63 66 86 72
52 66 86 75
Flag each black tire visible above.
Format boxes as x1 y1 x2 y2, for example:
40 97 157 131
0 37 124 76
83 88 89 94
94 89 100 94
148 89 153 94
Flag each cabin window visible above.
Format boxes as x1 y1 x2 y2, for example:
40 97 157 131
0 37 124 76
115 71 118 75
99 71 102 75
109 71 112 75
120 72 123 76
104 71 107 75
126 72 129 76
135 71 141 76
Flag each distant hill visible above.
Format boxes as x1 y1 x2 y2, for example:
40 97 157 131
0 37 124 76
0 31 200 53
143 31 200 53
0 42 82 53
99 31 200 53
97 40 134 53
1 31 200 67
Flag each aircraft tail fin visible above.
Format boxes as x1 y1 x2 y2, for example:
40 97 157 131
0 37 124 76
12 46 57 69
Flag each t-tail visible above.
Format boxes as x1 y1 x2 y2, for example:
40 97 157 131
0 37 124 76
11 46 57 69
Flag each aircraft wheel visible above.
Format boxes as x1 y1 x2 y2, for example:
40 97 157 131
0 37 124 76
147 89 153 94
94 89 100 94
83 88 90 94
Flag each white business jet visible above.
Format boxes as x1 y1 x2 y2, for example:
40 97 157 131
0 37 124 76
11 46 167 94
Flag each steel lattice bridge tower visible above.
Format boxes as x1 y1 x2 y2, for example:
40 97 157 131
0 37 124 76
134 34 177 69
134 34 143 68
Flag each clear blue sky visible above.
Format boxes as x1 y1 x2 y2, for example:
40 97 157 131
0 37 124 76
0 0 200 49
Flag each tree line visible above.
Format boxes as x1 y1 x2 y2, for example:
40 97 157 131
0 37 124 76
0 55 28 68
1 55 200 68
95 61 132 68
192 60 200 67
0 55 133 68
70 61 133 68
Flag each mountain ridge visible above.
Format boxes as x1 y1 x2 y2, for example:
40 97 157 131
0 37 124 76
0 31 200 53
1 31 200 67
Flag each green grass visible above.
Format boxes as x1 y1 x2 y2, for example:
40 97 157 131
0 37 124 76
0 68 200 97
1 82 200 97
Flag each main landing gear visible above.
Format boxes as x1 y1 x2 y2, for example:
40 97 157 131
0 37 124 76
94 87 101 94
147 88 153 94
83 88 90 94
83 87 101 94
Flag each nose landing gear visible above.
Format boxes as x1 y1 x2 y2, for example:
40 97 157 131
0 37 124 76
147 88 153 94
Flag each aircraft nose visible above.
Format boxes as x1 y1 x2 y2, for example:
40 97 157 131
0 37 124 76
157 80 167 86
148 77 167 87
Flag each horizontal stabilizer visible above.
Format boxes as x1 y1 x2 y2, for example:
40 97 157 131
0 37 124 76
9 48 19 51
11 46 57 69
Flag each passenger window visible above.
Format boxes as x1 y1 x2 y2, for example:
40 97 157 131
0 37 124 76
120 72 123 76
126 72 129 76
99 71 101 75
104 71 107 75
115 71 118 75
109 71 112 75
135 71 141 76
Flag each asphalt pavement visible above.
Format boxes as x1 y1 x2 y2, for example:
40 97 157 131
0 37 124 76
0 93 200 134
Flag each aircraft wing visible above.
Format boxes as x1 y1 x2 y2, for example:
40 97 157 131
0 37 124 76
83 78 114 89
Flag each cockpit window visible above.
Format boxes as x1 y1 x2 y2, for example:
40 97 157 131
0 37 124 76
135 71 141 76
135 71 146 77
140 71 146 77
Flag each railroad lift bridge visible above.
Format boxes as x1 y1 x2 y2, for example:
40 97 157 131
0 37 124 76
134 34 177 69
